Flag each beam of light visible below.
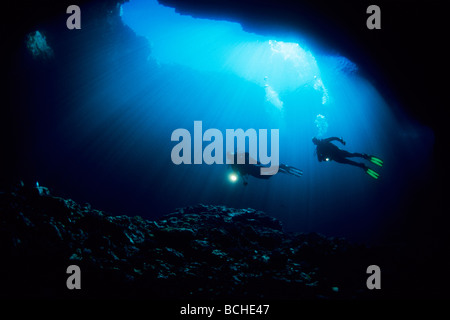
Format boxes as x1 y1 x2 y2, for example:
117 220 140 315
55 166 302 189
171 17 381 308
120 0 327 111
264 82 284 110
112 0 434 242
229 173 238 182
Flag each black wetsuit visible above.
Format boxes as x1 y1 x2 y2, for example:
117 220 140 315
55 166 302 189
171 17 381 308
229 152 303 185
314 137 368 169
230 153 271 181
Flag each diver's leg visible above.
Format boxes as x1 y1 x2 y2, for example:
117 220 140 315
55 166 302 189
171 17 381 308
339 150 367 159
279 164 303 177
247 165 272 180
345 151 383 166
334 157 367 169
335 157 380 179
278 164 288 174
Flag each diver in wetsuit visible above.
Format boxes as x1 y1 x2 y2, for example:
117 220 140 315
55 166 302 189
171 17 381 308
227 152 303 186
312 136 383 179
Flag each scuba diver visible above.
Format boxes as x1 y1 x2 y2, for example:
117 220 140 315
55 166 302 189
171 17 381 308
226 152 303 186
312 136 383 179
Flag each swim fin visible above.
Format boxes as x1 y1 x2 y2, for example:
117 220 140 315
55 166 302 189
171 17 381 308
280 164 303 177
289 167 303 177
366 168 380 179
369 156 383 167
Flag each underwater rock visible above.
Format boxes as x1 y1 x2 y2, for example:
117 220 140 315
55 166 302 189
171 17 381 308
0 182 380 299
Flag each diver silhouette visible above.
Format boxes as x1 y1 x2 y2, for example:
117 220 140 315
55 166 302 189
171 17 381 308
226 152 303 186
312 136 383 179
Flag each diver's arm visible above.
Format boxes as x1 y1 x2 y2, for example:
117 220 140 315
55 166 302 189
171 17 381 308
323 137 345 145
317 152 323 162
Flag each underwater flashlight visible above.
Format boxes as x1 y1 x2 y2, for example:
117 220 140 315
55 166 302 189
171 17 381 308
325 157 330 161
229 173 238 182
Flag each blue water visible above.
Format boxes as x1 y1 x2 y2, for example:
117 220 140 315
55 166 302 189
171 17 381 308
20 0 434 244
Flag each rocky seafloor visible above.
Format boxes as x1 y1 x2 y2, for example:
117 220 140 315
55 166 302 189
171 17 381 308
0 183 406 299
